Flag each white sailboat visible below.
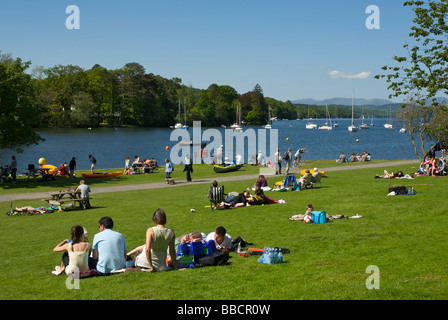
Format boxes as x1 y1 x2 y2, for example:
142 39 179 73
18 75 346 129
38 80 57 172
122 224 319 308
263 105 272 129
231 103 242 130
333 106 339 127
348 90 358 132
370 115 374 127
174 100 182 129
181 99 188 129
306 106 317 129
318 104 332 130
384 106 393 129
359 106 370 129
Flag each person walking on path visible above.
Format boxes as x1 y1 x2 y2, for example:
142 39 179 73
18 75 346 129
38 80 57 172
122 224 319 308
274 148 282 175
284 148 292 174
165 158 174 180
183 154 193 182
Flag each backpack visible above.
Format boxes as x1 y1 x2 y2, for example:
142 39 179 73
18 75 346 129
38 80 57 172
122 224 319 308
388 186 408 195
176 240 217 268
195 251 229 267
283 152 289 161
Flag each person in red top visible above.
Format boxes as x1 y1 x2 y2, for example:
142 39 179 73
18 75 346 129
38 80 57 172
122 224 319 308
59 162 68 175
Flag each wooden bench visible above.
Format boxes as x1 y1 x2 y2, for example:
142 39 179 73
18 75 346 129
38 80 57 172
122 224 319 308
45 198 92 211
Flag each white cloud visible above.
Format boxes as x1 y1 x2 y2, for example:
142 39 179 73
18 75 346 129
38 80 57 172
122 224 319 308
327 70 371 80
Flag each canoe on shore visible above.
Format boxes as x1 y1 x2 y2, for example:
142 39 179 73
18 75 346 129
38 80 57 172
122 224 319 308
213 164 242 173
82 172 123 179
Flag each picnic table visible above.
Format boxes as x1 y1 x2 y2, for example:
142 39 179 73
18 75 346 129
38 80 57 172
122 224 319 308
132 162 157 173
43 190 91 210
24 167 53 182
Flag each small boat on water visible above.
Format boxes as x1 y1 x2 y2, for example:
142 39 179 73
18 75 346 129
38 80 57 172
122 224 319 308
82 172 123 179
213 164 242 173
348 90 358 132
263 105 273 129
318 104 332 130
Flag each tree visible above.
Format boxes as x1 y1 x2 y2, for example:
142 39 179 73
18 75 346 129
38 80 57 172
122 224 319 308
0 53 44 152
375 0 448 149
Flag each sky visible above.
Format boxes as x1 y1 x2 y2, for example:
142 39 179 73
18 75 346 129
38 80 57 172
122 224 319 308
0 0 417 102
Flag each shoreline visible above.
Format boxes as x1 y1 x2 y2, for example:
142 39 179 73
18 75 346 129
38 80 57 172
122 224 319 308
0 159 420 202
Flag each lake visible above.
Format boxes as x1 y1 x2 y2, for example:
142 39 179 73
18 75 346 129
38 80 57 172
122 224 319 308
0 118 428 171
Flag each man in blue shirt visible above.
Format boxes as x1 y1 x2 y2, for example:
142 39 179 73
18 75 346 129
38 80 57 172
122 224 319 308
92 216 127 275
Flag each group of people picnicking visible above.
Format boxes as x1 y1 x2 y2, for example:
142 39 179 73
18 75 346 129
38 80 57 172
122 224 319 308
336 151 371 163
124 155 159 175
52 210 233 277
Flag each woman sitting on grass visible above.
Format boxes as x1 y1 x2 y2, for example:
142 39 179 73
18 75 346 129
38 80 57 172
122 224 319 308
53 225 91 276
128 208 177 272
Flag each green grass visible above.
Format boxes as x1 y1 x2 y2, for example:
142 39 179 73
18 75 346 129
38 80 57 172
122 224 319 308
0 160 447 300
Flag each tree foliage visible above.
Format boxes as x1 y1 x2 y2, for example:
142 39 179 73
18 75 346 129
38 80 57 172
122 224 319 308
1 51 304 152
375 0 448 149
0 52 44 152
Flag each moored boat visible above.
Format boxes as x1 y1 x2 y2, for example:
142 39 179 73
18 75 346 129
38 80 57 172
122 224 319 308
82 172 123 179
213 164 242 173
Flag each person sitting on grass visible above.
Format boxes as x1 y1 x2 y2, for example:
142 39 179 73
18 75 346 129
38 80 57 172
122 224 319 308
254 175 268 188
130 209 177 272
92 216 127 275
206 226 232 253
53 225 91 276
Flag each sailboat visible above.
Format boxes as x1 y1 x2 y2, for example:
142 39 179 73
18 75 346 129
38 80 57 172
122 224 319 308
384 106 393 129
174 100 182 129
370 115 374 127
305 106 317 129
181 99 188 129
318 104 332 130
231 103 242 131
263 105 272 129
348 90 358 132
333 107 339 127
359 106 370 129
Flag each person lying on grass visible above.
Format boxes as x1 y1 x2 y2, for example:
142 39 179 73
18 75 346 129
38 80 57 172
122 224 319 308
375 170 413 179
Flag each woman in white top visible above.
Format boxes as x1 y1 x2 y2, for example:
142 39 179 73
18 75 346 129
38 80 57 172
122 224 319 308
135 208 177 272
53 225 90 276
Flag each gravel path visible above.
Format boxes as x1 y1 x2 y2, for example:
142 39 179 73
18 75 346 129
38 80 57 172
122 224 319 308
0 160 419 202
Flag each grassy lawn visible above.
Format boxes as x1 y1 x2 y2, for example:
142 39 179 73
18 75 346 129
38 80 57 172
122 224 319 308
0 160 446 300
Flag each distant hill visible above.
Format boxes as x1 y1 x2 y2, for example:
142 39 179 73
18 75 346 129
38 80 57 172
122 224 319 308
291 97 394 106
291 96 448 106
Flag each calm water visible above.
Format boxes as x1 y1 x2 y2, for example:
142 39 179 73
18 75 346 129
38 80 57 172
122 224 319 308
0 118 427 171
